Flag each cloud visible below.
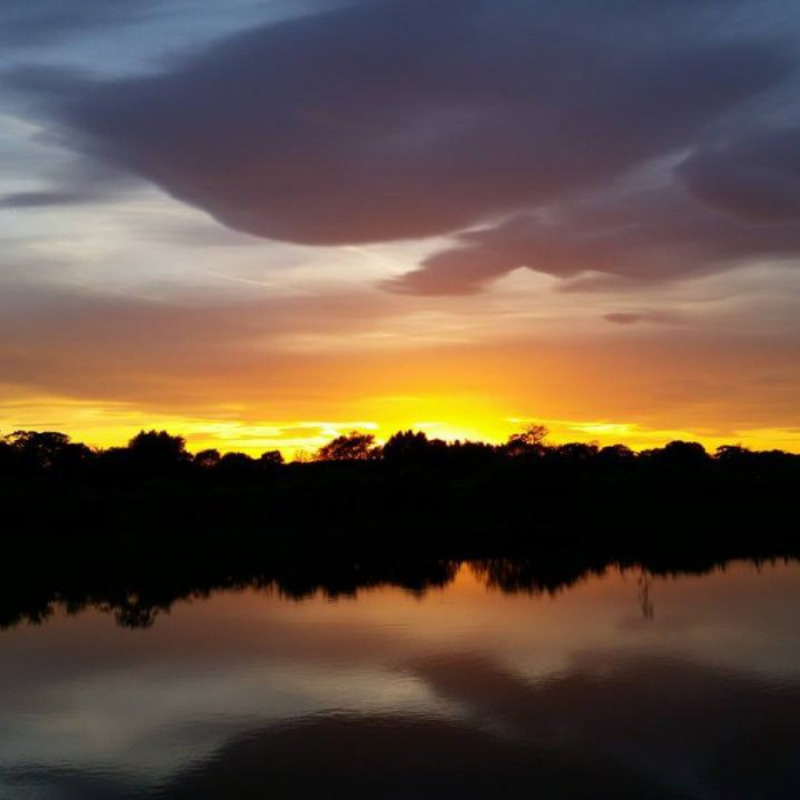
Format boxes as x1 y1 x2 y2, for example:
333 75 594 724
603 312 680 326
0 283 407 408
0 0 161 46
0 190 99 208
8 0 799 295
680 127 800 222
1 276 797 441
386 161 800 295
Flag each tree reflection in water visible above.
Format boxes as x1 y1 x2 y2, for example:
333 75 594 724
0 550 794 630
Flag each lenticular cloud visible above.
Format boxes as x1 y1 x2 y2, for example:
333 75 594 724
18 0 800 294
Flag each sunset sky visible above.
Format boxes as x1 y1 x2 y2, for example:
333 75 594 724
1 0 799 456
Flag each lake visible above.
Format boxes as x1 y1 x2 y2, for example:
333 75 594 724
1 558 799 799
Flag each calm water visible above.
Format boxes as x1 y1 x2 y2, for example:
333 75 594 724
2 560 800 799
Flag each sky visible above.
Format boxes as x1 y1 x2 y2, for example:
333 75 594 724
1 0 799 456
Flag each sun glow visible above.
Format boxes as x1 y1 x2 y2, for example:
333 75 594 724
2 395 799 458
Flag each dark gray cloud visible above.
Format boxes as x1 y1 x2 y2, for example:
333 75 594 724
7 0 800 293
0 191 98 209
0 0 161 46
680 127 800 222
387 163 800 295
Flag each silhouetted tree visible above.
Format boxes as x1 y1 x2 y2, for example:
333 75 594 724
126 430 190 474
0 437 16 473
3 430 92 472
598 444 635 462
645 440 710 470
556 442 599 459
259 450 284 466
315 432 377 461
382 430 431 464
216 452 258 479
504 424 549 458
194 449 221 468
663 440 709 461
715 445 749 462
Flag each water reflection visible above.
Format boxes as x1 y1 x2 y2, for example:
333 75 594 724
1 550 794 631
1 559 800 799
154 653 800 800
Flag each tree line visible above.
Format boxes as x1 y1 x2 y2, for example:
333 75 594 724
0 424 797 558
1 423 797 478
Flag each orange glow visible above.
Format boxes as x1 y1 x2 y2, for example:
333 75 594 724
2 392 799 458
2 319 799 456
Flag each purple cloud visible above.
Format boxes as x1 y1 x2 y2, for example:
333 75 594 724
8 0 800 294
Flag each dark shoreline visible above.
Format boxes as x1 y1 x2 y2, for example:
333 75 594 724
2 428 798 629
